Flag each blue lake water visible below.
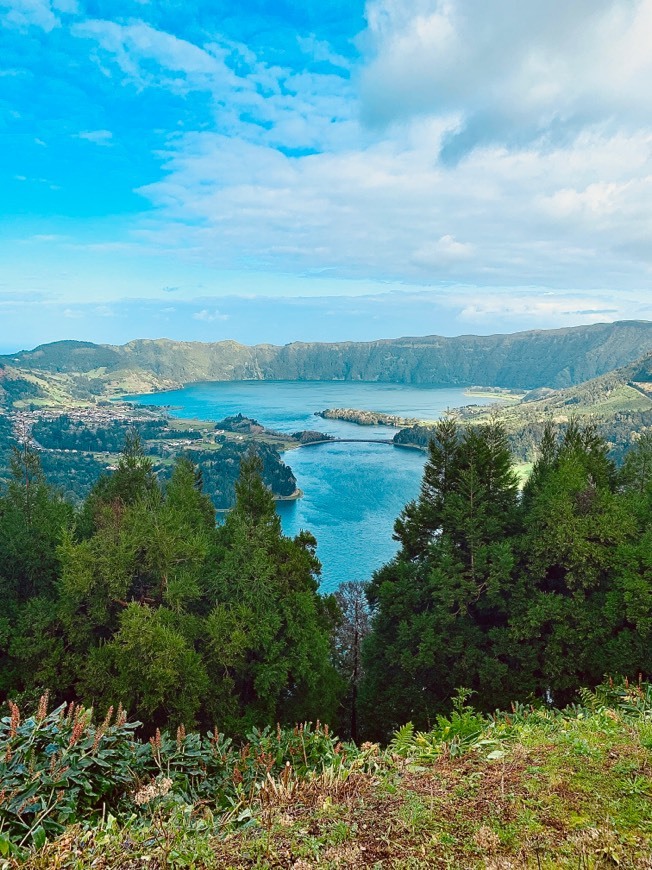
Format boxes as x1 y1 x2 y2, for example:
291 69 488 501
128 382 494 592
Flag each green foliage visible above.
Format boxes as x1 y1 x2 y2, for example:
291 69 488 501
0 694 360 855
31 416 171 453
361 419 521 736
511 420 650 705
389 689 488 761
0 441 340 739
362 419 652 737
204 453 341 733
0 697 142 848
0 448 73 698
4 680 652 867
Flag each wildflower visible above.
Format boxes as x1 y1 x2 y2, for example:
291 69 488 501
133 776 173 806
92 728 104 754
68 711 86 747
8 701 20 738
149 728 162 761
101 705 114 730
36 691 49 722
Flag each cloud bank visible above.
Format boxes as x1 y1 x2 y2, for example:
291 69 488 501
1 0 651 346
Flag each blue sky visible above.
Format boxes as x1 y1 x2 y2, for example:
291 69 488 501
1 0 652 351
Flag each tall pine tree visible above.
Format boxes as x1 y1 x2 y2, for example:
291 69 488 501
361 419 519 737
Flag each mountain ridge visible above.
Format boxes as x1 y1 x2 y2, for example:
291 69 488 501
2 320 652 410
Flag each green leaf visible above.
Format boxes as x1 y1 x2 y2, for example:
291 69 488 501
31 826 47 851
0 835 12 857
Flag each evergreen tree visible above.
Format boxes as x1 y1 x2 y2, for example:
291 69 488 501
203 453 341 732
360 420 520 737
510 422 648 705
0 445 72 698
83 604 209 730
57 453 212 721
620 431 652 497
76 430 158 537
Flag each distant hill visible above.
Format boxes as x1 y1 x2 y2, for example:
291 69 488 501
393 349 652 462
494 348 652 420
2 321 652 410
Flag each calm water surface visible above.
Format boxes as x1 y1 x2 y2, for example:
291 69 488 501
128 382 494 592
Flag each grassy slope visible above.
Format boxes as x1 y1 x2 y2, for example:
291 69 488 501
393 353 652 457
474 351 652 426
13 704 652 869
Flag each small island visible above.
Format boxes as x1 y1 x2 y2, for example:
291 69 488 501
316 408 421 427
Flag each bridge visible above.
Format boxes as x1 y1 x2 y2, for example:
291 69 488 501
297 437 394 447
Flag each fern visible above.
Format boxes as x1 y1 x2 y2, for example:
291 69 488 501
389 722 415 757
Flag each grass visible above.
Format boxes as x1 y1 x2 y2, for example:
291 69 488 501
514 462 533 486
5 688 652 869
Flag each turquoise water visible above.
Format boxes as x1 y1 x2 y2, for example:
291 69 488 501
128 381 493 592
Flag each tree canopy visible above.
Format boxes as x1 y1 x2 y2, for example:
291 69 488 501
360 419 652 739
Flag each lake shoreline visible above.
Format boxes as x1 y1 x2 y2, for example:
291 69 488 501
124 381 498 589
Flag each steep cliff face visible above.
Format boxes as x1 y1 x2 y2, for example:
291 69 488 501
4 321 652 395
257 321 652 388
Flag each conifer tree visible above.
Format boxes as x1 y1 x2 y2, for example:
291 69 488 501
203 453 341 732
0 445 72 698
510 422 647 704
361 420 519 737
57 450 212 723
76 430 158 537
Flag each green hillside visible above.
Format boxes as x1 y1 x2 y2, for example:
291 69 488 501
3 321 652 410
394 350 652 462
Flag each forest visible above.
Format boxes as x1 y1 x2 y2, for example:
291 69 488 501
1 420 652 863
2 419 651 737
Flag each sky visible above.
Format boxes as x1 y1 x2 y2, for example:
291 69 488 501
1 0 652 351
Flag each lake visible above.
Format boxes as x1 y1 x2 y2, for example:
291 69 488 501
128 381 495 592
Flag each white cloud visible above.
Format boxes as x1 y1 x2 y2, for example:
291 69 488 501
7 0 651 335
99 3 652 300
1 0 76 30
296 34 352 71
360 0 652 150
412 235 474 268
76 129 113 144
455 292 622 325
69 19 355 153
2 0 59 31
136 124 652 292
72 19 236 93
193 308 229 322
